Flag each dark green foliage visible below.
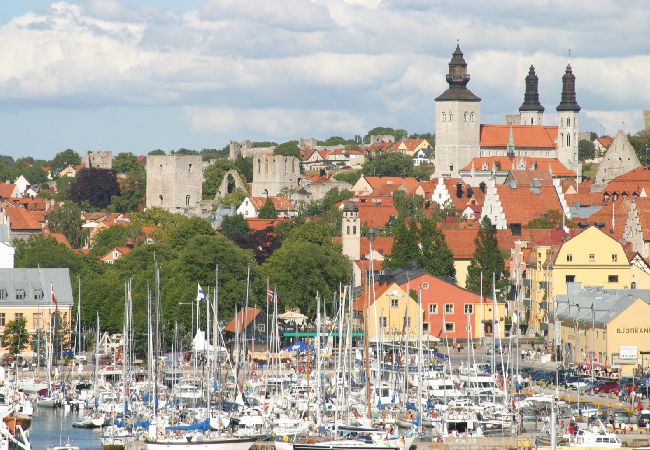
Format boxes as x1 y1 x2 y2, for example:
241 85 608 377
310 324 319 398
317 136 356 146
170 148 199 155
200 148 229 161
2 318 29 355
202 159 248 200
167 217 215 248
300 189 353 217
466 217 509 299
258 197 278 219
363 127 407 143
384 217 455 281
526 209 572 229
263 222 351 314
332 170 362 185
90 225 143 257
362 152 414 177
221 214 251 241
234 157 254 183
273 141 301 159
19 163 49 185
51 149 81 176
112 152 142 175
408 132 435 147
628 131 650 164
47 202 88 248
148 149 166 155
69 168 120 209
393 191 423 218
578 139 595 161
110 171 145 213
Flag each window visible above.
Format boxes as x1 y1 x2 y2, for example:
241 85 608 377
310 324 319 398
15 313 23 321
470 112 475 122
445 304 454 314
0 313 4 326
566 275 575 283
608 275 619 283
422 323 429 333
448 112 453 122
185 195 190 206
391 298 399 308
567 117 570 127
464 112 468 122
612 254 618 262
442 112 446 122
588 254 595 263
428 304 438 315
257 323 265 332
15 289 25 300
566 254 573 262
421 282 429 289
632 282 637 289
33 289 43 301
380 316 387 328
0 289 6 300
449 165 453 172
352 226 356 234
445 322 455 332
567 133 571 146
33 313 42 329
464 304 473 314
404 317 411 328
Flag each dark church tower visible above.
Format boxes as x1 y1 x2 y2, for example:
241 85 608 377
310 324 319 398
519 65 545 125
556 64 580 168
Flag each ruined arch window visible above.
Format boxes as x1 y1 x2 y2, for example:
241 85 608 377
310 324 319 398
265 159 269 174
560 133 564 145
188 164 192 172
567 133 571 146
531 118 534 125
448 111 453 122
464 112 468 122
159 194 163 205
257 159 261 174
284 158 287 174
442 112 446 122
186 195 190 206
292 159 295 172
470 112 475 122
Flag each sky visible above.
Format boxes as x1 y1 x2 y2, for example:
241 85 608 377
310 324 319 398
0 0 648 159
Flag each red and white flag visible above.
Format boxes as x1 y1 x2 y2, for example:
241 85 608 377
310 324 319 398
51 283 57 305
266 288 274 303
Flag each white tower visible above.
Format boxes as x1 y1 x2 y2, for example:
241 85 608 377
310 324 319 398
341 202 360 261
519 65 544 126
434 44 481 179
556 64 580 168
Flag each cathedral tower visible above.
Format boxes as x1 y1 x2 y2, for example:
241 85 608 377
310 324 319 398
556 64 580 168
519 65 545 125
434 44 481 178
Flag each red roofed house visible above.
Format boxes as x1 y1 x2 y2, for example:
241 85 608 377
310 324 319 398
430 178 485 219
223 307 268 347
100 246 133 264
236 196 297 219
391 139 431 156
351 176 422 197
0 183 20 199
3 207 45 239
339 197 399 229
433 45 580 180
593 136 613 156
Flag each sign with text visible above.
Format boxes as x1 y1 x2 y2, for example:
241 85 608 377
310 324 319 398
619 345 638 360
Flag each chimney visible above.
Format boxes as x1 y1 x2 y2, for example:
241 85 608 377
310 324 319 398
126 238 135 249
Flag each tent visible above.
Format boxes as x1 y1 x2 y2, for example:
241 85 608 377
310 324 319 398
277 310 308 325
192 329 227 353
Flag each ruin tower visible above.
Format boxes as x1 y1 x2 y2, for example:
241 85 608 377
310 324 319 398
434 44 481 179
341 202 360 261
145 155 203 212
556 64 581 168
519 65 545 126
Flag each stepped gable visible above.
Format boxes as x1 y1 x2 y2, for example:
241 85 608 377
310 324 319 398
595 130 642 185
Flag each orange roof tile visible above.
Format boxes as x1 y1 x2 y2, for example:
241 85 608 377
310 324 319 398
46 232 71 248
438 178 486 210
363 176 421 196
246 218 288 231
0 183 16 198
496 184 563 225
597 136 613 148
356 201 399 228
224 307 261 333
463 156 575 177
6 207 44 231
249 196 294 210
480 124 558 149
603 167 650 197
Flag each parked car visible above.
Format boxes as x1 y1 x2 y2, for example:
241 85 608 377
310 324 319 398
594 382 621 395
564 376 589 390
638 410 650 428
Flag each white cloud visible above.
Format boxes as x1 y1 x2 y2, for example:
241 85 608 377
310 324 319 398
583 110 643 136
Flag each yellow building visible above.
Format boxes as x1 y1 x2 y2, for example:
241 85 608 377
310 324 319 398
524 226 650 336
556 286 650 376
0 268 74 352
353 282 422 342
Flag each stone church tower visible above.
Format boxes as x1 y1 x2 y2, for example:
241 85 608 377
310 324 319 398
341 202 360 261
519 65 544 125
434 44 481 178
556 64 580 169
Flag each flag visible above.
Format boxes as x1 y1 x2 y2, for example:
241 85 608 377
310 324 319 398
196 284 206 302
51 283 57 305
266 288 274 303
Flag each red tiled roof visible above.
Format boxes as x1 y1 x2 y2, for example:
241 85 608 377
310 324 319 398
249 196 294 211
496 184 563 225
46 232 71 248
463 156 576 177
480 125 558 149
399 273 488 304
0 183 16 198
441 228 479 259
437 178 485 210
352 283 396 312
224 307 261 333
114 246 132 255
363 176 421 195
603 167 650 197
597 136 613 148
246 218 288 231
356 201 399 228
6 207 44 231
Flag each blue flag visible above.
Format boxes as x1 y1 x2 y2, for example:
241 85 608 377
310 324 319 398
196 284 206 302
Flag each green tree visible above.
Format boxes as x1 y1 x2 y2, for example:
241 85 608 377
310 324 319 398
90 225 143 257
273 141 301 159
234 157 254 183
69 168 121 209
167 217 215 248
112 152 142 175
110 171 146 213
317 136 356 146
526 209 573 229
148 149 166 155
419 218 455 281
466 217 509 299
384 218 419 270
393 191 423 218
364 127 408 143
2 318 30 355
332 170 362 185
15 235 88 273
202 159 239 200
48 202 87 248
55 176 75 200
264 222 351 314
362 152 414 177
221 214 251 241
51 149 81 176
258 197 278 219
578 139 595 161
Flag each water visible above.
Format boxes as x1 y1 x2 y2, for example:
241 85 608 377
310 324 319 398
28 407 102 450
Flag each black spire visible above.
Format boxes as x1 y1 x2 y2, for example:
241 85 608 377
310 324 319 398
556 64 581 112
435 44 480 102
519 65 545 112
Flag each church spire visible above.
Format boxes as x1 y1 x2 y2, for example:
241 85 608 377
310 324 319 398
519 65 545 112
435 44 480 102
556 64 581 112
